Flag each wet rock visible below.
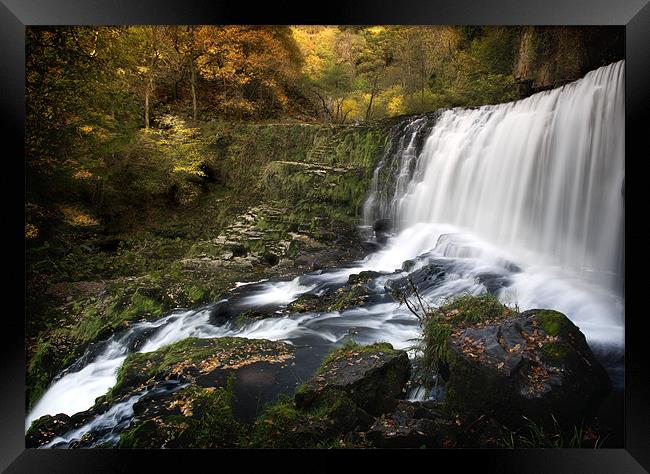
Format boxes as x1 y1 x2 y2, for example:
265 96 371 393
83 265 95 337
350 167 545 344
286 286 369 314
119 385 244 448
401 259 417 272
347 270 381 285
26 413 73 448
223 242 247 257
361 240 381 252
373 219 392 233
295 342 410 416
385 263 446 294
475 272 511 293
261 252 280 266
446 309 611 428
109 337 294 401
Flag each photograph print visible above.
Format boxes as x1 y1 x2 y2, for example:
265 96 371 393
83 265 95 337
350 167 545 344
24 25 625 450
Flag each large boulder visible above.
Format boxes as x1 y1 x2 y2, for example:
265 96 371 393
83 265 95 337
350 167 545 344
445 309 611 428
251 342 410 448
295 342 410 416
108 337 294 401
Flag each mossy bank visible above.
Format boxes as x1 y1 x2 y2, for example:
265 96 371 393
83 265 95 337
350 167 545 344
26 118 393 409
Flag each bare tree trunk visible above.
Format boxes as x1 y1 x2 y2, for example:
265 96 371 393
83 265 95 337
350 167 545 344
190 59 197 121
421 58 426 105
314 91 333 122
365 76 379 122
144 77 151 129
365 68 383 122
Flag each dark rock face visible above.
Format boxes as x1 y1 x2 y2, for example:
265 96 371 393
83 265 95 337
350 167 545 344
514 26 623 96
446 309 611 428
385 263 446 293
295 343 410 416
110 337 294 401
361 241 381 252
373 219 393 244
26 413 73 448
366 400 458 448
372 219 392 233
347 270 381 285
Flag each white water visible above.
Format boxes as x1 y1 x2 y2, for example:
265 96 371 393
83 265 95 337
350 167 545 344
27 61 625 441
371 60 624 294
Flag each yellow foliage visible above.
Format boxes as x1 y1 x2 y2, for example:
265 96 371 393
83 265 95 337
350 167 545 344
366 26 385 36
387 95 405 116
73 169 94 180
59 205 100 227
25 223 39 240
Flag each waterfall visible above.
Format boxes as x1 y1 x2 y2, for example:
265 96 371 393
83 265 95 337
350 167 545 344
365 61 624 295
28 61 625 445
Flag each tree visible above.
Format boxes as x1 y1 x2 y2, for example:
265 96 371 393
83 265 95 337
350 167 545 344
356 27 393 121
194 26 302 119
121 27 175 128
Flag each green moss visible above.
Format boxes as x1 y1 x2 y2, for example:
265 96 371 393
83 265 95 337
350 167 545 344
329 287 366 312
186 285 206 304
26 338 54 409
119 382 243 448
109 337 283 400
111 338 218 394
420 293 512 372
117 419 160 448
250 390 356 448
535 310 568 336
250 395 306 448
70 290 165 347
541 341 571 362
315 341 397 376
438 293 512 324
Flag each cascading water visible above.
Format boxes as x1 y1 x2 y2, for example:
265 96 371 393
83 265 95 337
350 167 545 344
366 60 624 294
27 61 625 447
364 60 624 345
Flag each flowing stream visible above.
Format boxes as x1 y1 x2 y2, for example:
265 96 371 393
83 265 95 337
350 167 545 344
27 61 625 447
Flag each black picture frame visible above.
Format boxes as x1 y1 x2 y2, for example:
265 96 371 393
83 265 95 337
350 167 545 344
2 0 648 471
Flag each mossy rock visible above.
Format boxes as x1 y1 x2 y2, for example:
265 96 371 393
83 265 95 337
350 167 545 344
26 413 73 448
118 385 244 448
444 308 611 429
109 337 294 401
421 293 512 373
295 342 410 416
250 392 367 448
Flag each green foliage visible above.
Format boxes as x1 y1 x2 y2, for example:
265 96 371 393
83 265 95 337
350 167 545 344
535 310 567 336
436 293 512 324
250 390 356 448
501 416 605 449
421 321 454 372
191 380 244 448
420 293 513 371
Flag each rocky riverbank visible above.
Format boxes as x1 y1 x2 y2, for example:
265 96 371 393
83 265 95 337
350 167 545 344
28 294 614 449
25 119 394 411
